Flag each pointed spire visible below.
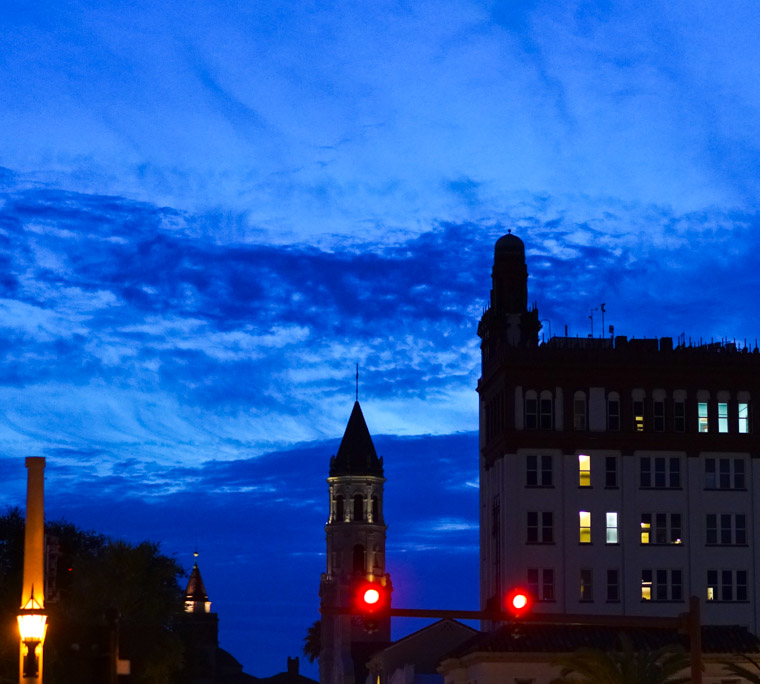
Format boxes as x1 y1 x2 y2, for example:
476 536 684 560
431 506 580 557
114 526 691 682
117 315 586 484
185 552 211 613
329 401 383 477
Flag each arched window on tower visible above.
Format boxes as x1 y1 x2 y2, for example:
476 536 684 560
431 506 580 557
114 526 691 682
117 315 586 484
334 495 344 522
353 495 365 522
371 495 380 523
352 544 365 574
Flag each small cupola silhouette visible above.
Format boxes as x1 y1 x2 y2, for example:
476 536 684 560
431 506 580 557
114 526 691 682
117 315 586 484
491 230 528 314
329 401 383 477
185 551 211 614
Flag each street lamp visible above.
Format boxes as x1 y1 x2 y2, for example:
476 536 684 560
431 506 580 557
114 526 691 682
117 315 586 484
18 593 47 679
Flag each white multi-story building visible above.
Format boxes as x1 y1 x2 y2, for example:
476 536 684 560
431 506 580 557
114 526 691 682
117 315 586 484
477 232 760 631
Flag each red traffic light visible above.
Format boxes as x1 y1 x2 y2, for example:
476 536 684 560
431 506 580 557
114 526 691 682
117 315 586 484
354 580 388 615
505 587 532 618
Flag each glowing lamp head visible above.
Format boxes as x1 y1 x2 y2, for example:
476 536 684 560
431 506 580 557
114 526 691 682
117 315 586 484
505 587 532 618
18 596 47 643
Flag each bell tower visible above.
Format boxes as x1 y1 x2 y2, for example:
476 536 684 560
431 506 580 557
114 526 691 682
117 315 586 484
477 231 541 366
319 401 391 684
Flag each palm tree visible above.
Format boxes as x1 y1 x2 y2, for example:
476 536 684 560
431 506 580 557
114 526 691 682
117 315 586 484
722 653 760 683
303 619 321 663
549 633 690 684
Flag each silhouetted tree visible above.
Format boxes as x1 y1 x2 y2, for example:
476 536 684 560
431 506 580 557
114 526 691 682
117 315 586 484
0 507 185 684
722 653 760 683
303 619 321 663
549 633 690 684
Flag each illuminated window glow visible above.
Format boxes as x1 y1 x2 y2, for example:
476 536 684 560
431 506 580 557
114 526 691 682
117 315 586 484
606 512 618 544
579 511 591 544
578 455 591 487
633 400 644 431
718 402 728 433
739 403 749 433
698 402 709 432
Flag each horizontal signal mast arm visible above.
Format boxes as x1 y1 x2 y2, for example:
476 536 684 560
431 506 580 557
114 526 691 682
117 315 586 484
321 605 689 629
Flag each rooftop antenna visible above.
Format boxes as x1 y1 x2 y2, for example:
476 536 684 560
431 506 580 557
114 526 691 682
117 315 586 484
600 303 606 338
355 363 359 402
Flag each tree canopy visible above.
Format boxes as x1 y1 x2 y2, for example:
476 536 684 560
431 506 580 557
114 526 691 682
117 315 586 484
0 506 186 684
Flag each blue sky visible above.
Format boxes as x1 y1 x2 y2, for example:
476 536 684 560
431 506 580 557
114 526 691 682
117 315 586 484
2 0 760 678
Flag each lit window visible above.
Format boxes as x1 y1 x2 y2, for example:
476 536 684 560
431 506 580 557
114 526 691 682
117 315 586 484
579 511 591 544
606 512 618 544
641 514 651 544
698 402 709 432
739 402 749 433
707 570 748 602
578 454 591 487
642 569 683 601
640 513 681 544
718 403 728 433
633 400 645 431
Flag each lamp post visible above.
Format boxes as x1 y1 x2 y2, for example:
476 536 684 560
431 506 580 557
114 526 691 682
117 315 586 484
19 457 46 683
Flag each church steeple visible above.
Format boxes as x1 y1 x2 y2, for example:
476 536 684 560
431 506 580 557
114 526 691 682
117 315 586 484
329 402 383 477
320 400 391 684
185 552 211 614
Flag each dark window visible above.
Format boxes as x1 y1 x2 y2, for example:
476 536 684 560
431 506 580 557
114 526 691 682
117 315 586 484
641 457 680 489
527 511 553 543
352 544 365 574
707 513 746 545
674 400 685 432
335 495 344 521
539 398 553 429
353 495 364 522
574 398 586 430
607 569 619 602
371 495 379 522
654 401 665 431
527 568 554 601
640 458 651 488
527 455 552 487
705 458 745 490
525 399 537 429
580 569 593 601
605 456 617 488
608 399 620 431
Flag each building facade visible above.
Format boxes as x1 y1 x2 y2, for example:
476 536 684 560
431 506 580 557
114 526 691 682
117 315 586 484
477 232 760 631
320 401 392 684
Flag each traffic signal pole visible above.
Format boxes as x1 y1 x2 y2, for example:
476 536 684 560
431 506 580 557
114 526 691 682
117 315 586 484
322 597 703 683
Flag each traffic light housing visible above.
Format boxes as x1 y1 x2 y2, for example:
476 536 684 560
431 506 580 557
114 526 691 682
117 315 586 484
353 579 389 631
505 587 532 619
